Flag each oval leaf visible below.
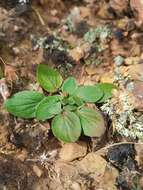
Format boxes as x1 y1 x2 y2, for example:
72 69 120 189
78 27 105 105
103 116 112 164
36 96 62 121
4 91 44 118
96 83 117 103
52 111 81 142
61 96 77 106
61 77 77 94
74 85 103 103
37 64 63 93
77 107 106 137
63 105 77 111
73 96 84 106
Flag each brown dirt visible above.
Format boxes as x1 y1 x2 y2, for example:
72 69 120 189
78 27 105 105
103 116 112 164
0 0 143 189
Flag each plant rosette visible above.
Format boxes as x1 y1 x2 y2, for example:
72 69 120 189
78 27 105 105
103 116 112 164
4 64 117 142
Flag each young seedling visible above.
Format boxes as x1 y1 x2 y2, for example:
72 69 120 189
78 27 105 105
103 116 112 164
4 64 117 142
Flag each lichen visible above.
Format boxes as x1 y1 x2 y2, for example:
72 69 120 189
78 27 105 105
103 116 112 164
84 25 111 43
101 62 143 141
30 34 70 52
83 25 111 65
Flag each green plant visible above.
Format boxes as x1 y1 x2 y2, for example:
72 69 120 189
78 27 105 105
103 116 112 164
4 64 116 142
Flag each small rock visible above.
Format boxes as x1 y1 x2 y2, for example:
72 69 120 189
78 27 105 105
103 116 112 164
12 47 20 55
33 165 43 177
131 33 143 44
69 47 84 62
135 144 143 168
16 148 28 162
0 8 8 22
85 65 107 78
109 0 129 16
70 182 81 190
79 6 91 19
4 65 18 81
59 142 87 162
120 65 138 80
113 29 124 41
127 64 143 80
100 71 114 83
130 44 141 56
140 53 143 59
0 78 10 100
126 19 136 32
132 80 143 93
51 9 58 16
124 57 140 65
97 3 113 19
14 25 20 32
48 16 60 26
111 39 128 56
77 153 107 174
100 164 119 190
0 124 9 146
131 0 143 21
114 55 124 66
54 161 78 181
116 18 129 30
85 65 98 75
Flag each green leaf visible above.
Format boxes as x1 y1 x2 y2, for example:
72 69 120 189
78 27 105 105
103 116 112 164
74 85 103 103
61 77 77 94
66 96 76 105
63 105 77 111
4 91 44 118
37 64 63 93
61 96 75 106
77 107 105 137
96 83 117 103
73 96 84 106
52 111 81 142
36 96 62 121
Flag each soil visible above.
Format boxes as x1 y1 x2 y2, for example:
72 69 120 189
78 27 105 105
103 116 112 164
0 0 143 190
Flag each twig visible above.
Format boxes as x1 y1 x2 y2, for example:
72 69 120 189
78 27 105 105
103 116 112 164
31 6 46 26
0 56 6 65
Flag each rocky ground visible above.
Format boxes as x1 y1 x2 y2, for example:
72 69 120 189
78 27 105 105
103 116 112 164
0 0 143 189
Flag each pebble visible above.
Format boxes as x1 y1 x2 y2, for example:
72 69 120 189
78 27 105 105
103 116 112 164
33 165 43 177
71 182 81 190
114 55 124 66
59 142 87 162
12 47 20 55
124 57 140 65
16 148 28 162
113 29 124 41
77 153 107 174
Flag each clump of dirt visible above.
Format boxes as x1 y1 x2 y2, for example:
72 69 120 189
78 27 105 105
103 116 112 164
0 154 37 190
